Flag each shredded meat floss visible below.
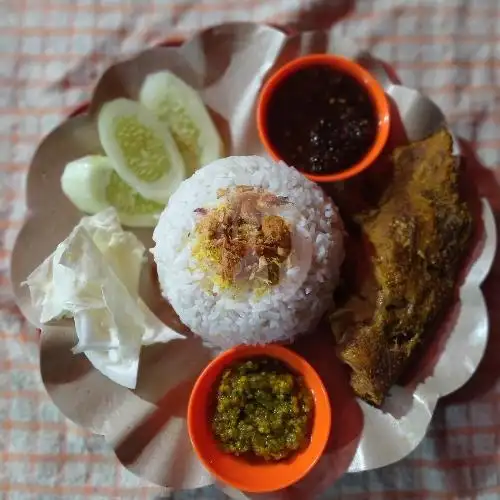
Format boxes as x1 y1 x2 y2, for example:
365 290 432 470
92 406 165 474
194 186 292 288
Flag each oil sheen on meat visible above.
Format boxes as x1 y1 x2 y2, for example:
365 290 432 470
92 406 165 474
330 129 473 407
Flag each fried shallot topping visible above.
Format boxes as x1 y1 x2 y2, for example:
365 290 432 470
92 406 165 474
193 186 292 288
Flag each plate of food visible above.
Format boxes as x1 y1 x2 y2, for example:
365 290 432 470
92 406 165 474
10 22 496 498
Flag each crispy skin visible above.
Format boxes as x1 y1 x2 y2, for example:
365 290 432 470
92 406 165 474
330 130 473 406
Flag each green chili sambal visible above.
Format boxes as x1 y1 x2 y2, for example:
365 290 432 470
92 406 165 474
212 356 314 461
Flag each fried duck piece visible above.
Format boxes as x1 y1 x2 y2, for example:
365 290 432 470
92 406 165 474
331 129 473 407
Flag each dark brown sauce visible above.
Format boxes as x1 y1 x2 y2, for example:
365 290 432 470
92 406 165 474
265 65 377 174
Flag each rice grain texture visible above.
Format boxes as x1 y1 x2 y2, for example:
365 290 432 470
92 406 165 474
152 156 344 349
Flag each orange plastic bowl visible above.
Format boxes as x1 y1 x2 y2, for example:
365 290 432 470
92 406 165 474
187 344 331 493
256 53 391 183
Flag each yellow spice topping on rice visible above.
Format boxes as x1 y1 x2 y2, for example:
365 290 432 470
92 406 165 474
191 186 292 293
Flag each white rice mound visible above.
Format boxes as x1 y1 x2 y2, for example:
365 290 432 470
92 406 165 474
152 156 344 350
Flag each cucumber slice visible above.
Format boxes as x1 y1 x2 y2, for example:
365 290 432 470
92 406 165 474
97 98 186 203
61 155 164 228
139 70 223 174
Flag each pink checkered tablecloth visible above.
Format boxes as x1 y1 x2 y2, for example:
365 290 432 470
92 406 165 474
2 1 500 499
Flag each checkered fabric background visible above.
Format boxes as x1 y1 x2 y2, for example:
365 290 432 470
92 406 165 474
2 0 500 498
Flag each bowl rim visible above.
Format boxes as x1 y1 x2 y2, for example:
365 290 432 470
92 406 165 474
256 53 391 183
187 344 332 493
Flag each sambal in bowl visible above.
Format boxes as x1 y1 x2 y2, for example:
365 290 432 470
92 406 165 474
257 53 390 183
187 344 331 493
